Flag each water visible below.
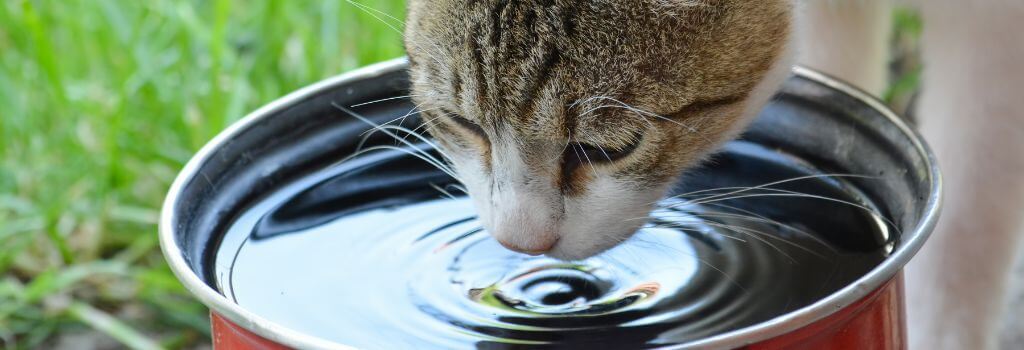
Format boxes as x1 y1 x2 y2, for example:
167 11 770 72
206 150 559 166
211 141 893 349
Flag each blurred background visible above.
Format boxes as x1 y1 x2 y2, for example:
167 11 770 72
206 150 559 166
0 1 924 349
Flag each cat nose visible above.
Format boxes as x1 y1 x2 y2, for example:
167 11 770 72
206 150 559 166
496 237 558 256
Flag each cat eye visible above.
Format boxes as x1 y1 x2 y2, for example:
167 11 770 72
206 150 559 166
442 110 489 141
563 136 642 173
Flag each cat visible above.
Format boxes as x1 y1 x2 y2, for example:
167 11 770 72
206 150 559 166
402 1 1024 349
404 0 794 259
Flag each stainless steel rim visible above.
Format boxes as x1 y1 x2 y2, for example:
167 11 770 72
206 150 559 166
159 58 943 350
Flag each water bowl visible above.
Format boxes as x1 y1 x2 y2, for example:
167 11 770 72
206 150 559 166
160 59 941 349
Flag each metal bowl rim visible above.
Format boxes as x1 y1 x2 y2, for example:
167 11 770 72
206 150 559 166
158 58 943 350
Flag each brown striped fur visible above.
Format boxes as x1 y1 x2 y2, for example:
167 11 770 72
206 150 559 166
404 0 794 259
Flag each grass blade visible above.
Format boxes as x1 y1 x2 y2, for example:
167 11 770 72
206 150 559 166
66 301 163 350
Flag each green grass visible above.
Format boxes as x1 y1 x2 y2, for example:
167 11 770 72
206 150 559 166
884 7 923 109
0 2 922 349
0 1 405 348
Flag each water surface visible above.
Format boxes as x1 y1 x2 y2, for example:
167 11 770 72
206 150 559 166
212 141 892 349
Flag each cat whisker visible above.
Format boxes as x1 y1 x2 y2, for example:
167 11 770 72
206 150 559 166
418 114 445 129
573 140 599 176
364 105 438 140
585 102 718 147
690 204 836 250
358 103 438 138
567 95 598 110
679 187 862 212
352 102 439 156
652 173 877 205
579 128 613 161
382 109 444 143
580 96 699 132
352 111 431 154
333 103 460 180
679 191 900 235
700 222 805 262
430 183 458 200
335 102 436 154
578 104 656 130
695 213 831 259
343 0 448 68
629 186 859 259
405 115 446 144
445 183 468 194
636 205 829 260
571 96 657 130
608 233 671 270
370 124 458 172
344 0 405 27
550 127 574 164
349 94 419 108
334 144 460 181
392 101 442 134
617 240 665 269
344 0 404 34
651 218 798 263
687 210 833 251
646 223 747 243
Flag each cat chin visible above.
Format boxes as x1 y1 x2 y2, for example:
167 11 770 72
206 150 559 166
543 236 625 261
544 217 647 261
546 182 660 260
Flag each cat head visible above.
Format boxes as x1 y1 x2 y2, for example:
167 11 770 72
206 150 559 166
405 0 794 260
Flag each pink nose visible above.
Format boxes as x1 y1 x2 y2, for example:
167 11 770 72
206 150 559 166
496 238 557 256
